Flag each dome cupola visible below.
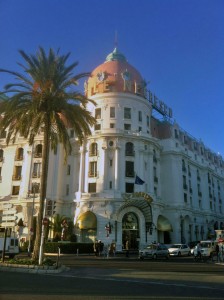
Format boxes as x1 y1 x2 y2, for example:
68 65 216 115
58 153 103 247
85 48 146 98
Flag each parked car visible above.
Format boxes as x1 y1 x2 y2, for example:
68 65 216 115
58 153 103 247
139 243 169 260
168 244 191 256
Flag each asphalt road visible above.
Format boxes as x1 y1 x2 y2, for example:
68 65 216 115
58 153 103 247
1 254 224 300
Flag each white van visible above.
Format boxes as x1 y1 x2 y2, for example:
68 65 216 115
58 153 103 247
0 236 19 258
200 240 216 258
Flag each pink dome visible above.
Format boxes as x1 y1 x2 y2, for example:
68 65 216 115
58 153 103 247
85 48 145 97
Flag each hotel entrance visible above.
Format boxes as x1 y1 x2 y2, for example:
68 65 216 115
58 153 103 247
122 212 139 250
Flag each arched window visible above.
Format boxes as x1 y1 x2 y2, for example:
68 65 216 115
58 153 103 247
15 148 24 161
89 143 98 156
125 142 134 156
34 144 42 158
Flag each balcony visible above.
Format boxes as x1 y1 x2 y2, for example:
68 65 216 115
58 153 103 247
32 172 41 178
125 172 135 178
89 150 98 157
34 153 42 158
125 151 135 157
88 171 98 178
15 156 23 161
12 175 22 181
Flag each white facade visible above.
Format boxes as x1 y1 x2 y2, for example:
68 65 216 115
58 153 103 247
0 48 224 251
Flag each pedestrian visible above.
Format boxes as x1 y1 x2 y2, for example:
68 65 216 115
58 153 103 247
93 239 98 256
98 240 104 256
216 243 220 262
195 242 201 259
111 243 116 256
218 243 223 263
125 240 129 257
221 243 224 262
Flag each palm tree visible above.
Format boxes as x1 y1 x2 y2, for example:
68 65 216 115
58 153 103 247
0 47 96 262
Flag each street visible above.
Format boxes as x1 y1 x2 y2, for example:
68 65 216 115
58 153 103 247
0 254 224 299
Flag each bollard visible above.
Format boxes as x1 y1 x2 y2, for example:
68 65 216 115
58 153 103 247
56 247 60 269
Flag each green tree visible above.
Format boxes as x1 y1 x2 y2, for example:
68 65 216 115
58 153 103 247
49 214 73 241
0 47 96 263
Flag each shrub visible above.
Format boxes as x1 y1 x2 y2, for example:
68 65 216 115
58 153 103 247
44 242 94 254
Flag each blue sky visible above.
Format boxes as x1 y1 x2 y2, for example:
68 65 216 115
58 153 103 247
0 0 223 156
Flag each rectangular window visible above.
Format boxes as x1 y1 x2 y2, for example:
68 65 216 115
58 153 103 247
109 181 112 189
110 123 115 128
124 107 131 119
147 116 150 127
13 166 22 180
66 184 69 196
126 182 134 193
94 124 101 130
110 107 115 118
0 166 2 181
184 193 187 203
33 163 41 178
95 108 101 119
12 186 20 195
89 161 97 177
138 111 142 122
110 159 113 167
67 165 71 175
88 182 96 193
124 124 131 130
125 161 134 177
139 127 142 132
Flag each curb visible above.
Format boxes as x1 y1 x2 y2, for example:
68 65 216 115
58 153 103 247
0 263 70 274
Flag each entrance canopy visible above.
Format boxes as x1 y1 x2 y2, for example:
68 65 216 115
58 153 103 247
157 215 173 232
77 211 97 229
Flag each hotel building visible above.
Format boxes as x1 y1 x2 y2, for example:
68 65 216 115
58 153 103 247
0 48 223 251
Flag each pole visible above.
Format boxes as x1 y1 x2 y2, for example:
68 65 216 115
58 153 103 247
2 228 8 263
28 187 36 256
38 198 47 265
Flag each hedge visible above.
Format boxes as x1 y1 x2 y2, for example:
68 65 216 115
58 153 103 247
44 242 94 254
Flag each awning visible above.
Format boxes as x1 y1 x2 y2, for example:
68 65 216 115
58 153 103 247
77 211 97 230
157 215 173 232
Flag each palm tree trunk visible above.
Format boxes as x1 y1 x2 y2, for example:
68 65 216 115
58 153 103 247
32 117 51 261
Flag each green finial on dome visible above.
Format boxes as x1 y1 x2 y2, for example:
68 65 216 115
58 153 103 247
105 47 127 62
